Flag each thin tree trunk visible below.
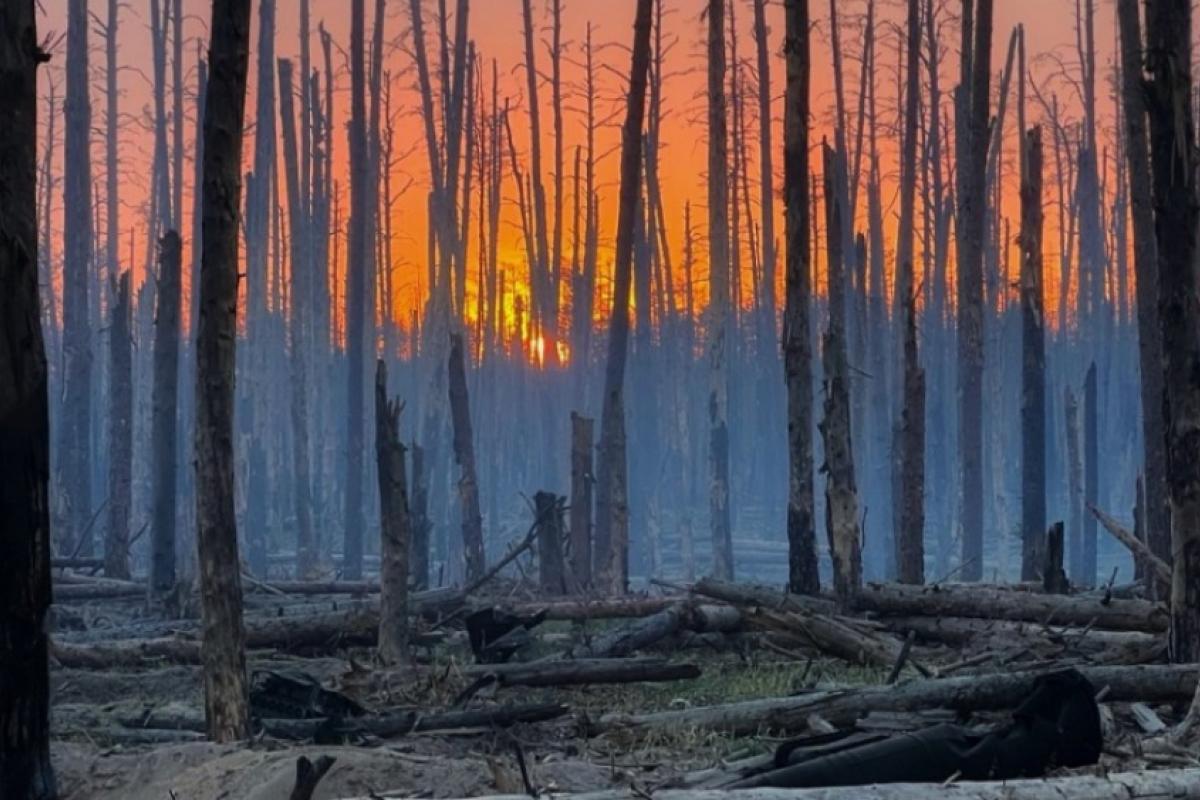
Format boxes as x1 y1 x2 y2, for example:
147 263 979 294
753 0 776 334
707 0 734 581
1065 388 1084 581
104 0 120 293
570 412 594 588
1020 127 1047 582
375 359 410 663
448 332 484 582
195 0 253 743
0 4 55 793
783 0 819 595
594 0 655 595
1116 0 1169 567
1083 363 1099 586
105 272 132 580
151 232 182 594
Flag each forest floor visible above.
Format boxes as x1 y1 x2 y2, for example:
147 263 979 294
44 573 1200 799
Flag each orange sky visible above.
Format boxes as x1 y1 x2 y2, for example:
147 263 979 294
36 0 1123 345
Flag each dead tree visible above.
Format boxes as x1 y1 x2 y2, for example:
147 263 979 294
195 0 253 743
448 332 484 582
783 0 819 595
0 3 56 793
753 0 776 334
1020 127 1046 582
61 0 95 557
151 232 182 594
105 272 132 580
277 58 316 577
344 0 370 581
821 144 863 604
520 0 555 363
375 360 410 663
707 0 734 581
1116 0 1169 567
410 444 430 590
956 0 994 581
536 491 567 595
103 0 120 291
1065 388 1084 579
569 412 594 587
894 0 926 585
1083 362 1098 586
594 0 654 594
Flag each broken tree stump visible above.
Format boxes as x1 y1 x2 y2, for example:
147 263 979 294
1042 522 1069 594
536 491 567 596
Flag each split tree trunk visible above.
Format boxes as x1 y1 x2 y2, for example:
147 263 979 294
105 272 132 580
594 0 654 595
1019 127 1046 581
706 0 734 581
448 332 484 582
151 231 182 594
195 0 253 743
375 360 410 663
0 3 56 793
782 0 819 596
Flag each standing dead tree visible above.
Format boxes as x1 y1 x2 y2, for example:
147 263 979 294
448 332 484 582
375 360 411 663
1116 0 1169 567
569 412 594 587
1020 127 1046 582
955 0 994 581
151 232 183 594
594 0 654 595
195 0 253 743
707 0 734 581
105 272 132 581
0 2 55 793
783 0 819 595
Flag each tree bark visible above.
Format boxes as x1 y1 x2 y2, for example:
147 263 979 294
782 0 819 596
569 413 594 589
1116 0 1169 567
536 491 567 596
375 360 410 664
0 3 55 794
448 332 484 582
195 0 253 743
1043 521 1069 594
151 232 182 594
1083 362 1099 586
707 0 734 581
594 0 654 595
105 272 132 580
1065 388 1084 581
1019 127 1046 582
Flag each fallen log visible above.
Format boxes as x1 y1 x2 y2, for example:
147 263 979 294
567 603 741 659
885 616 1165 663
502 596 686 621
590 664 1200 736
263 702 569 740
332 770 1200 799
692 579 911 670
462 658 700 688
854 582 1167 632
53 580 146 600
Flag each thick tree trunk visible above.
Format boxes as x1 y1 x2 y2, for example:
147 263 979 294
706 0 734 581
1116 0 1170 567
782 0 819 596
1043 521 1069 594
594 0 654 595
61 0 95 558
375 360 410 663
195 0 253 743
151 232 182 594
569 413 593 589
1019 127 1046 582
105 272 132 580
536 491 567 596
0 4 55 794
448 332 484 582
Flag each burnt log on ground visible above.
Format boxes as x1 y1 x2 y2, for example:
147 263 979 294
854 582 1167 632
589 664 1200 736
566 602 742 659
461 658 700 688
261 702 569 741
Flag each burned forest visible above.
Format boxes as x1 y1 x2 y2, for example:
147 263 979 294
8 0 1200 797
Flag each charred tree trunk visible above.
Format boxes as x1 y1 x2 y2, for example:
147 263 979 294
0 4 55 793
956 0 993 582
1117 0 1170 567
536 491 567 596
594 0 654 595
151 232 182 594
62 0 95 557
783 0 819 595
894 0 926 585
375 360 410 663
1083 363 1099 586
195 0 253 743
569 412 594 588
1020 127 1046 582
105 272 132 580
1065 388 1084 581
410 444 430 591
448 332 484 582
1044 521 1069 594
707 0 734 581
